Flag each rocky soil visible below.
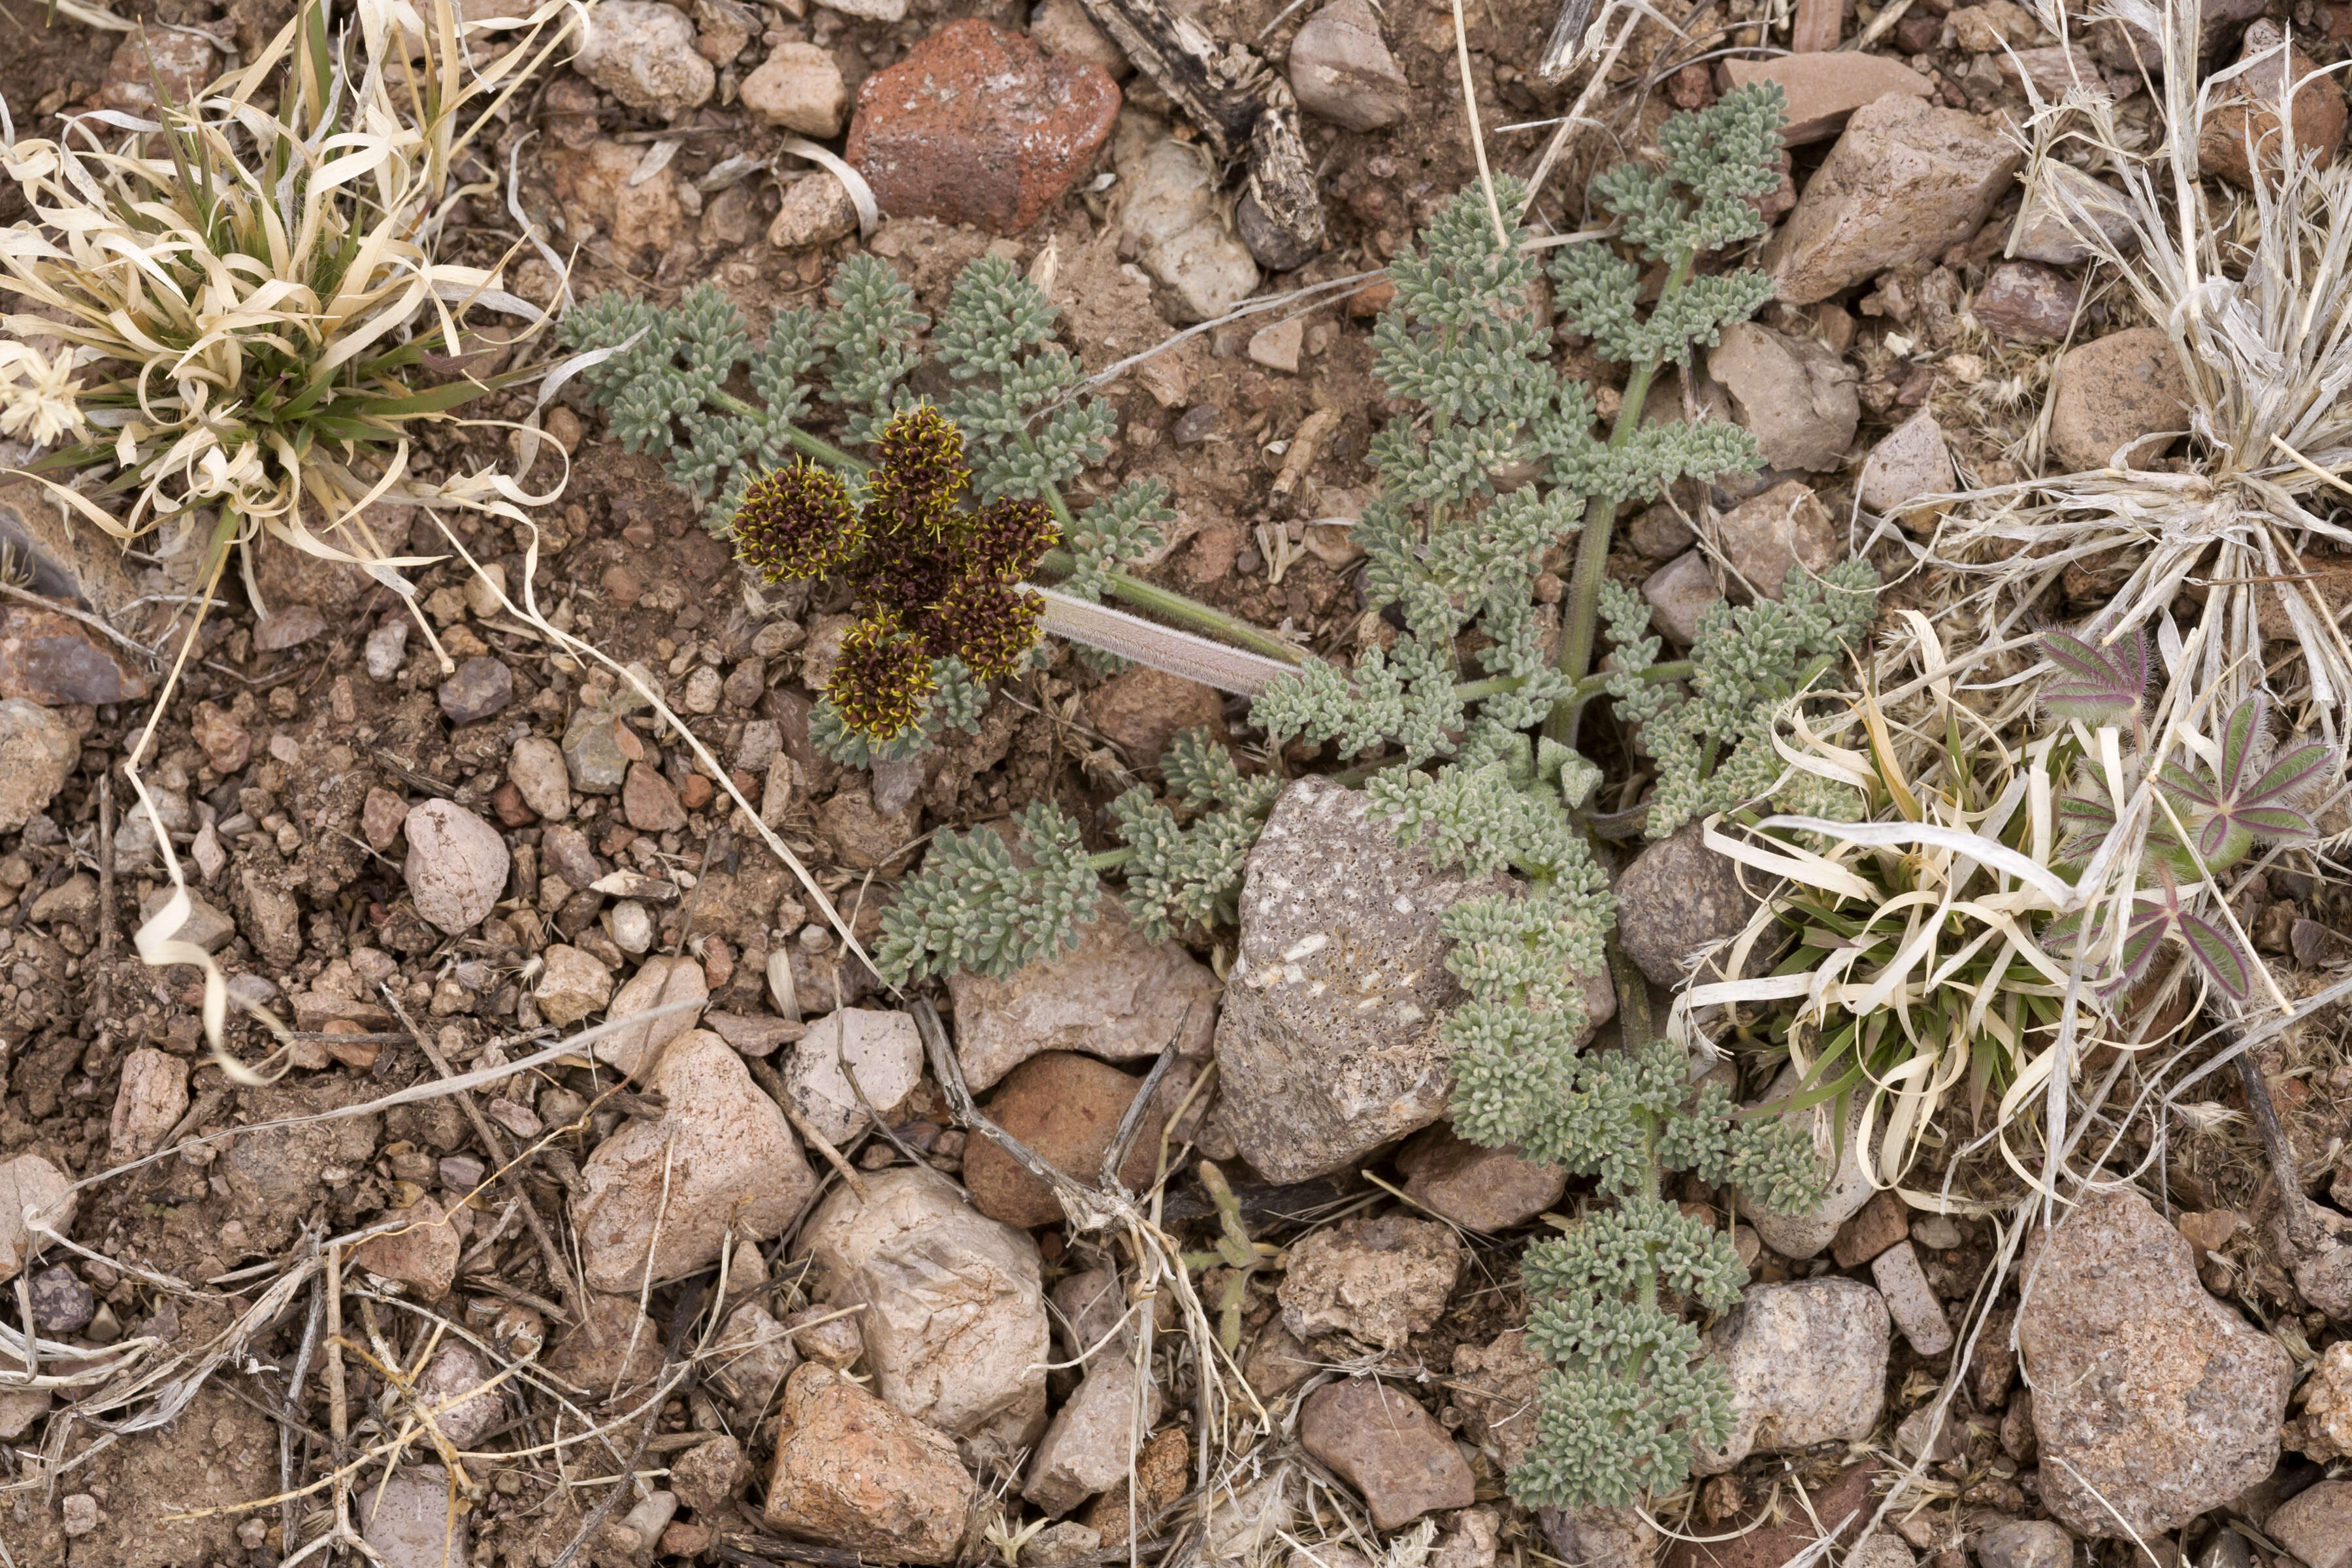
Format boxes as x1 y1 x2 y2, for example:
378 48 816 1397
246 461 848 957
3 1 2352 1568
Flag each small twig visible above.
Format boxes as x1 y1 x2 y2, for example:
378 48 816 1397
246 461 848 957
2232 1044 2314 1249
843 1059 929 1170
744 1054 869 1201
325 1242 353 1548
1101 1017 1190 1191
546 1280 707 1568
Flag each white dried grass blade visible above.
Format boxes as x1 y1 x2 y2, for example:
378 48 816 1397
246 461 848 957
1763 815 2082 906
779 135 879 237
1033 585 1297 695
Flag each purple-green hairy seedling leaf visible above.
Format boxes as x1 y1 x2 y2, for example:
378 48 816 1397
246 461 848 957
2037 625 2148 725
2048 877 2251 1002
2152 694 2330 874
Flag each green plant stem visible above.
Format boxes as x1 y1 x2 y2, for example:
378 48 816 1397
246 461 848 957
1544 251 1699 747
712 393 1303 665
1085 847 1134 872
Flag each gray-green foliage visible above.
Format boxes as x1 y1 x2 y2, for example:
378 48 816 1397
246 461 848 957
874 726 1276 981
561 254 1173 755
1602 559 1880 839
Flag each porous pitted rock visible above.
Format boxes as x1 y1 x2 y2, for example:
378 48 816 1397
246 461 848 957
573 0 713 118
1765 94 2024 305
1706 323 1859 472
1740 1063 1876 1259
108 1048 188 1164
0 700 78 834
1299 1380 1474 1529
2288 1338 2352 1460
2270 1480 2352 1568
1396 1122 1568 1232
1973 260 2081 344
1974 1521 2072 1568
1278 1215 1460 1351
2048 326 2194 472
574 1030 815 1292
0 1155 73 1281
947 885 1219 1091
670 1435 746 1517
1541 1507 1658 1568
795 1166 1050 1450
707 1299 799 1411
1450 1328 1544 1467
781 1007 923 1147
1722 54 1933 144
1614 821 1759 987
402 800 510 934
2018 1188 2293 1539
363 1467 469 1568
2199 22 2345 190
965 1052 1169 1228
1213 775 1513 1182
1117 132 1260 321
1718 480 1840 598
350 1196 465 1300
846 20 1119 234
1859 409 1955 529
741 42 847 137
1690 1278 1889 1473
1024 1365 1164 1516
770 171 862 250
532 943 613 1028
1286 0 1411 132
764 1364 973 1563
545 138 683 262
595 954 709 1079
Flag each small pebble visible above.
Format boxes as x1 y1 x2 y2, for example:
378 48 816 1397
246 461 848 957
439 657 515 725
611 900 655 955
27 1264 93 1334
439 1154 488 1192
365 618 410 680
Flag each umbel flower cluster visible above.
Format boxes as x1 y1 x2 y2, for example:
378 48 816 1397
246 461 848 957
734 406 1058 748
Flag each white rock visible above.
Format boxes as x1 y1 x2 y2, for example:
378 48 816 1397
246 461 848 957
362 1467 470 1568
1870 1240 1953 1356
0 700 78 834
1031 0 1128 77
1641 549 1723 645
740 42 847 136
402 800 511 933
1288 0 1411 132
508 736 572 822
1248 319 1303 374
782 1007 924 1147
1118 137 1260 323
1025 1365 1164 1515
1741 1063 1876 1259
682 664 723 715
1717 480 1840 600
574 1030 816 1292
573 0 715 118
795 1166 1049 1451
595 954 709 1079
813 0 905 18
768 172 859 251
611 898 654 955
108 1047 188 1164
365 618 410 679
1691 1278 1889 1473
532 943 614 1028
0 1155 74 1281
707 1298 800 1409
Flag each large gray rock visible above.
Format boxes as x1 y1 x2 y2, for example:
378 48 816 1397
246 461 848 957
2019 1188 2292 1539
1614 821 1760 987
1765 94 2025 305
1691 1277 1889 1473
2048 326 2194 472
794 1166 1049 1454
1213 776 1512 1182
1707 323 1859 472
947 888 1218 1092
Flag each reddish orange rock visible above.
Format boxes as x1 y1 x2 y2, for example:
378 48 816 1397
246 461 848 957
845 19 1119 233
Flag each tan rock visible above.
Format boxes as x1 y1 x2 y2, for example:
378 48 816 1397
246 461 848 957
741 42 847 135
1723 54 1932 145
0 1156 74 1281
707 1299 800 1411
108 1047 188 1164
1396 1123 1567 1232
1287 0 1411 132
1642 549 1724 645
1030 0 1130 78
1024 1365 1163 1515
764 1364 973 1563
351 1196 465 1300
1706 322 1858 472
546 1293 666 1399
964 1052 1169 1228
594 954 708 1079
2199 22 2345 190
574 1030 815 1292
573 0 714 118
2047 326 2193 472
1765 94 2025 306
1857 410 1955 531
1717 480 1840 599
402 799 510 934
547 138 684 263
768 171 860 250
532 943 614 1028
781 1007 923 1147
1081 665 1224 765
1299 1380 1472 1529
796 1166 1049 1448
1278 1215 1460 1352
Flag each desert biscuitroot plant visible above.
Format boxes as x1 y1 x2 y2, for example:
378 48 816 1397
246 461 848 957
559 253 1301 762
